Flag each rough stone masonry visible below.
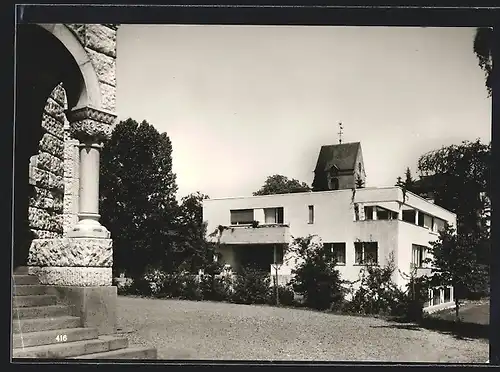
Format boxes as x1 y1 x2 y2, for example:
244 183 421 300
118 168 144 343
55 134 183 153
27 24 118 287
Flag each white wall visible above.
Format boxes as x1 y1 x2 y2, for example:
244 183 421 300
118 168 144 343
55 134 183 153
397 221 440 288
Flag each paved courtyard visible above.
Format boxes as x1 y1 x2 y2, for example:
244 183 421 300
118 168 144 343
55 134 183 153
115 296 488 362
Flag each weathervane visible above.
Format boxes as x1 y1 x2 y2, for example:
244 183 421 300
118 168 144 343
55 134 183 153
338 122 343 144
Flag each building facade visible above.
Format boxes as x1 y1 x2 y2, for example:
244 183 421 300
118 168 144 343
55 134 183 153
203 186 457 311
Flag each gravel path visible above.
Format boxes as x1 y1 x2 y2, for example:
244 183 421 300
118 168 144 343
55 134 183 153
116 296 488 362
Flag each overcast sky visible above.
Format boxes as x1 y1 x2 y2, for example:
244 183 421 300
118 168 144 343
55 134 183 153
116 25 491 200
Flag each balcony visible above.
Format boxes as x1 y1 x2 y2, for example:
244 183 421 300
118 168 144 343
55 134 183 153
219 224 290 245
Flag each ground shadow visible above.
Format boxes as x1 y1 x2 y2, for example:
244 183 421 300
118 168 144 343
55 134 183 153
379 315 489 341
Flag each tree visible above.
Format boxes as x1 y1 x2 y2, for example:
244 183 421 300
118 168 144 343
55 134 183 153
253 174 311 196
173 192 215 273
404 167 415 188
473 27 493 97
407 140 491 296
416 139 490 236
425 223 489 321
395 167 419 201
288 235 344 310
395 167 416 190
100 118 179 279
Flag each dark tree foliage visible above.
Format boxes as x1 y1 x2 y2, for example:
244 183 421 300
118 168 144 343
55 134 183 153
253 174 311 196
231 266 271 305
416 140 490 236
395 167 418 196
173 192 216 273
100 118 178 279
289 236 344 310
473 27 493 97
425 223 489 321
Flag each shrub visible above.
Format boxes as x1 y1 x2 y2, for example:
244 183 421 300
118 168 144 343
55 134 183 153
231 266 270 305
344 253 409 317
199 274 233 302
113 277 135 296
198 259 233 302
288 236 344 310
267 285 295 307
161 272 203 300
178 273 203 301
143 267 168 296
161 273 183 298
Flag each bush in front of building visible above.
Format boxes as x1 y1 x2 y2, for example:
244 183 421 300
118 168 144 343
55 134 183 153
160 272 203 300
393 276 430 321
125 266 168 297
200 274 233 302
288 235 344 310
178 273 203 301
343 253 412 317
267 284 296 307
231 266 271 305
199 260 233 302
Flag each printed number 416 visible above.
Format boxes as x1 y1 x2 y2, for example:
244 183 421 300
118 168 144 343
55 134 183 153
56 334 68 342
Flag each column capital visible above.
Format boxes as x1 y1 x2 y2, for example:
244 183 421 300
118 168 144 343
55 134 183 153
66 106 117 143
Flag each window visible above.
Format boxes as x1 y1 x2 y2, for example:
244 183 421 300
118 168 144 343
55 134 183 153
417 211 425 227
402 209 416 224
325 243 346 265
354 242 378 265
423 214 433 229
434 218 446 233
358 163 362 172
354 204 360 221
329 177 339 190
364 206 374 220
375 207 398 220
412 244 427 268
230 209 254 225
264 207 284 224
444 287 451 303
308 205 314 224
432 289 442 306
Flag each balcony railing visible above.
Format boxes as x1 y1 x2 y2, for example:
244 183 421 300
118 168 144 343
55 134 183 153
219 224 290 245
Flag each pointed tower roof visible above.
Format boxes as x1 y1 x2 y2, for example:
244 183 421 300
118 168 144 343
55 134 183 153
314 142 362 173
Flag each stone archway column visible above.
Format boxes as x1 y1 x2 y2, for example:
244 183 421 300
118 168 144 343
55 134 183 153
27 106 117 335
66 106 115 239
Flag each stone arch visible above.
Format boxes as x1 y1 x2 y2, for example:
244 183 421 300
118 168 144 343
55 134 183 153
36 24 103 110
14 23 107 267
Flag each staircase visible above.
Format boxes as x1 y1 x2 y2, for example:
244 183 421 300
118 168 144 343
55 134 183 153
12 267 157 360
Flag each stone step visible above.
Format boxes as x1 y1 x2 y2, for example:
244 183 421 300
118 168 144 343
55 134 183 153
14 285 50 296
14 266 30 275
13 295 58 308
70 346 157 360
13 335 128 359
13 316 81 334
12 327 99 349
13 305 70 319
13 275 40 285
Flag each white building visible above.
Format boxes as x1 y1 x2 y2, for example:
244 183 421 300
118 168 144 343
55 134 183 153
203 186 457 312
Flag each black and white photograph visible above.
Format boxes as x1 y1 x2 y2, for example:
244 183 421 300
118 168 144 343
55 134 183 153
11 5 495 364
